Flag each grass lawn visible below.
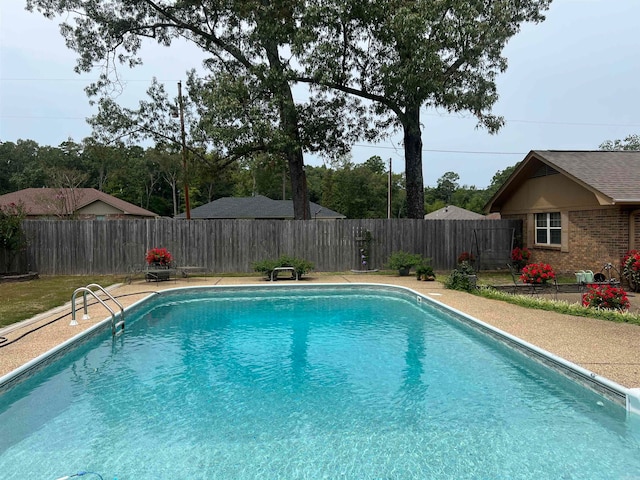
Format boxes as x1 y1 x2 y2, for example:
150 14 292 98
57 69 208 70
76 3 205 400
0 275 123 328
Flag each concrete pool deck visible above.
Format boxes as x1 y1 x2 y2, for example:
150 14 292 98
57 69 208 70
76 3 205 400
1 273 639 390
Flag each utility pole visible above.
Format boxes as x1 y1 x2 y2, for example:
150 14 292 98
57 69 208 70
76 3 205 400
178 81 191 219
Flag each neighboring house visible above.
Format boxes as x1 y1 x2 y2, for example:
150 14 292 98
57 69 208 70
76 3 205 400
176 195 346 220
0 188 158 219
485 150 640 273
424 205 487 220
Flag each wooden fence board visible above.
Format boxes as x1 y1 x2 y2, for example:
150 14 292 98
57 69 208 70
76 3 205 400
14 218 521 275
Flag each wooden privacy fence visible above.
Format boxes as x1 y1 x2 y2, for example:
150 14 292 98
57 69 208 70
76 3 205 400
18 218 522 275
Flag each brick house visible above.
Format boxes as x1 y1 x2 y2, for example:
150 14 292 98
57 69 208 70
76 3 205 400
0 188 158 219
485 150 640 274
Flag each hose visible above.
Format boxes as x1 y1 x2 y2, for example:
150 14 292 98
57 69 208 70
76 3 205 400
0 291 161 348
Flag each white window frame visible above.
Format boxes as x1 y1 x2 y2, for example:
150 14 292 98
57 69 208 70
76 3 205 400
535 212 561 246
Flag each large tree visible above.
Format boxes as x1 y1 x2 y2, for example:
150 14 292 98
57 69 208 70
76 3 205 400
296 0 551 218
26 0 354 219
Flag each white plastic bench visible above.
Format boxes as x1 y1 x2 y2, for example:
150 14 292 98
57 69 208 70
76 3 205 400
270 267 298 281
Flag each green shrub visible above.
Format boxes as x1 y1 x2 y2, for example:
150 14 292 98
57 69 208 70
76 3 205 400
444 261 476 292
476 287 640 326
0 202 28 273
252 259 279 275
252 255 314 278
415 261 435 280
386 251 423 271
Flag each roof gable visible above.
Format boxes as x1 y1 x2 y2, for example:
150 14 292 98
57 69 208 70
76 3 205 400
486 150 640 212
0 188 158 217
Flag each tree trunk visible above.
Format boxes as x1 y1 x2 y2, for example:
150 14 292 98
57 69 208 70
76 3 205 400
286 144 310 220
403 106 425 219
275 86 310 220
264 42 310 220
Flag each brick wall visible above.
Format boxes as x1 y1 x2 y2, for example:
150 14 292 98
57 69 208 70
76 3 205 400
504 207 636 275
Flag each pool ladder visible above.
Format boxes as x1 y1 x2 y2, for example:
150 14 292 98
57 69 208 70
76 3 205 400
71 283 125 336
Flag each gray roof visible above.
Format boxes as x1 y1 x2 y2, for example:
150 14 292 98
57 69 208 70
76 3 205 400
424 205 486 220
486 150 640 212
531 150 640 202
176 195 346 219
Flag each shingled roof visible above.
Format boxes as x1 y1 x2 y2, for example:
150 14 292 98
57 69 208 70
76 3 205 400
530 150 640 202
486 150 640 212
0 188 158 217
176 195 346 219
424 205 486 220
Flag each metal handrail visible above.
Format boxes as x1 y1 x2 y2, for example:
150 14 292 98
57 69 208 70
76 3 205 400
85 283 124 316
70 284 125 335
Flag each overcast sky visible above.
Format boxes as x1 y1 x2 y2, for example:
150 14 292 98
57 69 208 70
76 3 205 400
1 0 639 189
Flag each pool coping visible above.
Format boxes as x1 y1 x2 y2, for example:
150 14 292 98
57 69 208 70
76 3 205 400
1 282 639 417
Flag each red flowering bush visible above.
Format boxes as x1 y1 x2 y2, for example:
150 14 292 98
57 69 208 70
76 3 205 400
582 284 630 311
457 251 475 264
621 249 640 292
511 247 531 271
145 247 173 266
520 263 555 284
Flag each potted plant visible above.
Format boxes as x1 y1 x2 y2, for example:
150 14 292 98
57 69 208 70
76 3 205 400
457 251 475 265
444 261 476 292
582 284 630 311
386 251 423 276
511 247 531 272
145 247 173 281
146 247 173 267
415 262 435 281
520 263 555 284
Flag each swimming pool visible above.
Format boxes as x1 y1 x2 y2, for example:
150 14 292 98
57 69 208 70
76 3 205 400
1 284 639 479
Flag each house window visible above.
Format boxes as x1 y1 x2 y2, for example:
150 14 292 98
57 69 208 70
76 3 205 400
535 212 561 245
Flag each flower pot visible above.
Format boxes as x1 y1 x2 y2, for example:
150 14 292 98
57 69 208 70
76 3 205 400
398 267 411 276
146 263 171 282
466 274 477 289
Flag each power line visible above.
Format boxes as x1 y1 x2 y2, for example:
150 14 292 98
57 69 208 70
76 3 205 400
421 111 640 128
3 76 639 128
0 77 181 82
352 143 525 155
2 115 89 120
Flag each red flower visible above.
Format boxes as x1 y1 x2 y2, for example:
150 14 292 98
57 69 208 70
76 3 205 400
146 247 173 266
512 247 531 262
520 263 555 284
621 250 640 291
458 251 475 264
582 284 630 311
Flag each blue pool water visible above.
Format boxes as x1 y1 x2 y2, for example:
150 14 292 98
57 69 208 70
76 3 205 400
1 286 639 479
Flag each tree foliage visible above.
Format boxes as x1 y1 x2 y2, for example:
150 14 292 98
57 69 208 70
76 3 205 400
1 138 523 219
296 0 551 217
25 0 551 220
0 202 28 273
25 0 369 220
599 134 640 151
